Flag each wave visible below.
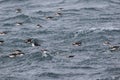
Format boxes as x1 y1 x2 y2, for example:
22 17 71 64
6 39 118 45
2 14 30 21
35 72 85 78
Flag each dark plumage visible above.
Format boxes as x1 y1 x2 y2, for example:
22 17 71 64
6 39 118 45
31 41 40 47
16 22 23 26
15 8 22 13
25 38 32 43
68 55 75 58
109 46 120 51
9 50 24 58
36 24 42 28
72 41 82 46
0 40 4 44
55 12 62 16
0 32 7 35
46 16 54 19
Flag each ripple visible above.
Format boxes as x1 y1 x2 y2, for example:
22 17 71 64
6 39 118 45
2 14 30 21
0 0 120 80
35 72 85 78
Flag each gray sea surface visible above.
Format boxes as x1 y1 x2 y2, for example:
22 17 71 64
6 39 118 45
0 0 120 80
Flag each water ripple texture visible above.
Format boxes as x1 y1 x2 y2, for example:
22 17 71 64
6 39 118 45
0 0 120 80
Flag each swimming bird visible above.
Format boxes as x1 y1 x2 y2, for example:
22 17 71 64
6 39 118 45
46 16 54 20
25 38 32 44
25 38 40 47
72 41 82 46
0 32 7 35
15 8 22 13
0 40 4 44
103 41 111 46
16 22 23 26
103 41 120 51
55 12 62 16
68 55 75 58
9 50 24 58
109 45 120 51
36 24 42 28
31 41 40 47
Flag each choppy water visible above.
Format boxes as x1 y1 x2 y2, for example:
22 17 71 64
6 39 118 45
0 0 120 80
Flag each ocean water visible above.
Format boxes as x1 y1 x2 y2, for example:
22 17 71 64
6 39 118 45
0 0 120 80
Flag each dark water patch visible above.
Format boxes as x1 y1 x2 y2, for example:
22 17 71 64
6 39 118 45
90 72 102 76
79 17 120 23
63 9 81 12
100 13 120 16
36 10 54 16
109 0 120 5
2 14 30 22
28 16 46 23
104 67 120 75
61 65 97 70
79 58 103 65
80 7 102 12
2 23 15 26
96 76 120 80
0 0 29 5
35 72 85 78
0 76 27 80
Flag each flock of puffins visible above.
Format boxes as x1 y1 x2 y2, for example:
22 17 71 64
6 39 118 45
0 8 120 58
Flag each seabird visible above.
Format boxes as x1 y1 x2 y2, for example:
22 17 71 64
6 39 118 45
68 55 75 58
55 12 62 16
16 22 23 26
31 42 40 47
72 41 82 46
103 41 111 46
0 40 4 44
0 32 7 35
46 16 54 20
109 46 120 51
9 50 24 58
36 24 42 28
25 38 40 47
15 8 22 13
25 38 32 43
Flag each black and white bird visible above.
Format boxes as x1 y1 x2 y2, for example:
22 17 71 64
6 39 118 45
15 8 22 13
31 41 40 47
0 40 4 44
0 32 7 35
103 41 120 51
72 41 82 46
25 38 40 47
16 22 23 26
46 16 54 20
109 46 120 51
36 24 42 28
9 50 25 58
25 38 32 44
